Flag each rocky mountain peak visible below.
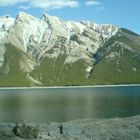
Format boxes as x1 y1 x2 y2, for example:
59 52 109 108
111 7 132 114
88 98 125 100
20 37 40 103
81 20 118 38
0 12 119 69
2 12 136 86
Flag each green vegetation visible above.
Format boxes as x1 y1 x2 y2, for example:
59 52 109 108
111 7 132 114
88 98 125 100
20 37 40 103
31 28 140 86
0 44 30 87
91 46 140 85
30 55 90 86
0 28 140 87
89 28 140 85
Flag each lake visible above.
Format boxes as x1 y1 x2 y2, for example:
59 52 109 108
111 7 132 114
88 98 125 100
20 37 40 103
0 86 140 123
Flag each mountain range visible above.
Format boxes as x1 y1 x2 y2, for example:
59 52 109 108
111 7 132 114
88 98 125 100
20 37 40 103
0 12 140 87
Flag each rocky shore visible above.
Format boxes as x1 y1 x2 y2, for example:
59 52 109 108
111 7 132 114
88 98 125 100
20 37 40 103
0 115 140 140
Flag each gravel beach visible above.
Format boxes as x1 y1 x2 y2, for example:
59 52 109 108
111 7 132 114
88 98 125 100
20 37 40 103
0 115 140 140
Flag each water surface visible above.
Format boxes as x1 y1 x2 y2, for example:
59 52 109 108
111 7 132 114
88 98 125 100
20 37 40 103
0 86 140 123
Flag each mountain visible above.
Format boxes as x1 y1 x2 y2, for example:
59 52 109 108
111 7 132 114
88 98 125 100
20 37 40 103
0 12 140 87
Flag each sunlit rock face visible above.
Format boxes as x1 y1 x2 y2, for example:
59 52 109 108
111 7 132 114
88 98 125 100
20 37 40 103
0 12 118 70
0 16 14 68
0 12 140 86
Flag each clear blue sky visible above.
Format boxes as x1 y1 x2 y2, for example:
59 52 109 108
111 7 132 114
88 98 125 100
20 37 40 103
0 0 139 34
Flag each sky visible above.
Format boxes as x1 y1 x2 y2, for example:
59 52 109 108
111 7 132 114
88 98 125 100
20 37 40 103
0 0 139 34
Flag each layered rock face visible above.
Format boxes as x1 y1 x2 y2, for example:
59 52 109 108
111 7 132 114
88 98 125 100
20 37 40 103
0 12 140 86
0 12 118 72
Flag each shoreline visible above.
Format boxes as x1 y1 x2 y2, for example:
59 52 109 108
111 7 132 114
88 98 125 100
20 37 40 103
0 84 140 90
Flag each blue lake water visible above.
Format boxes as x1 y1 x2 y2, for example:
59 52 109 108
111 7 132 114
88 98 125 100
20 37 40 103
0 86 140 123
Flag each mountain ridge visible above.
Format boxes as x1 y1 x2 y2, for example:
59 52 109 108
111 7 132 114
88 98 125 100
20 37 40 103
0 12 140 86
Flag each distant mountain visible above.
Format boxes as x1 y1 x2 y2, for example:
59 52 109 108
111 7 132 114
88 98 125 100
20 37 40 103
0 12 140 86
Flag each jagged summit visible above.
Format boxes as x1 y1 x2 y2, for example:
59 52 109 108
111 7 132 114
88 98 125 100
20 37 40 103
0 12 139 86
1 12 118 62
80 20 118 37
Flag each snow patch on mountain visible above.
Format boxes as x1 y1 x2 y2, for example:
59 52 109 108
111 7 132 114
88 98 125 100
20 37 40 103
81 21 118 39
0 16 15 68
8 12 47 52
0 16 14 43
